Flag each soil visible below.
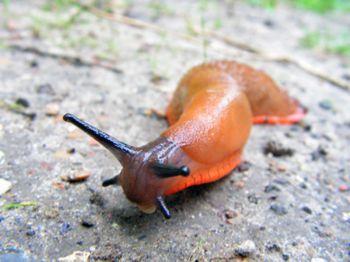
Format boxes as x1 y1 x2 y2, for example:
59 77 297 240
0 0 349 261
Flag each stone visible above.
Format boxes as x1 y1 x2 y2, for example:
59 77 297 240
0 178 12 195
58 251 90 262
234 240 256 257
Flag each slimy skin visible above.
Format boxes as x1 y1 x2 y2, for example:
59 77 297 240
163 61 304 195
63 60 305 219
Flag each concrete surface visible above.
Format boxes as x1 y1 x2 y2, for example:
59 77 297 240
0 0 349 261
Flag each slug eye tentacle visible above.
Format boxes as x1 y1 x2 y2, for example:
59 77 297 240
102 175 119 187
156 196 171 219
63 113 137 162
152 163 190 178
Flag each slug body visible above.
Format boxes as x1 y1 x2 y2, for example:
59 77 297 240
64 61 304 218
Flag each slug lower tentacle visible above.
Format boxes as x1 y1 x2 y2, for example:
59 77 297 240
63 60 305 219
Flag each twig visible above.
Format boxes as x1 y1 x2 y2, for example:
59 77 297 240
87 6 350 92
207 29 350 91
0 99 36 120
86 6 229 58
88 6 194 42
262 54 350 91
8 44 123 75
214 32 350 90
204 30 261 54
0 33 26 41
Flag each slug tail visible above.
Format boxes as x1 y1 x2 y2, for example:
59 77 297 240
252 105 306 125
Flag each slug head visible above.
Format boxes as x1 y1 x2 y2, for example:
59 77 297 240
63 113 189 219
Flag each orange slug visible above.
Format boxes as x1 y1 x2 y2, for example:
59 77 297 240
63 60 305 218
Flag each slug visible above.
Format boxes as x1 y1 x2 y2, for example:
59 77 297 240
63 60 305 219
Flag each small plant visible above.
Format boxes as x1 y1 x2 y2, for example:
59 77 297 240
200 17 209 61
2 0 11 25
1 201 37 210
246 0 350 13
301 31 350 57
42 0 79 11
293 0 350 13
301 31 322 49
212 18 223 30
0 41 8 49
199 0 210 11
185 17 198 36
147 1 173 18
246 0 278 9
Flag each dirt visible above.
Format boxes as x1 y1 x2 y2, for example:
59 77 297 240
0 0 349 261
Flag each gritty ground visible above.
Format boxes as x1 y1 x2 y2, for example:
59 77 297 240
0 0 349 261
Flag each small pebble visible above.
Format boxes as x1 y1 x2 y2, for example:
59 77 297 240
263 19 274 27
26 229 36 236
61 171 91 183
45 103 60 116
138 234 147 240
303 124 312 132
67 148 76 154
52 181 65 190
15 98 30 108
311 258 327 262
263 141 294 157
268 161 287 172
36 83 55 95
224 209 237 224
0 150 4 165
143 108 166 119
247 193 259 204
339 184 349 192
15 217 23 225
312 226 333 238
0 215 5 222
318 100 333 111
273 179 289 185
150 74 167 85
264 184 280 193
224 209 236 219
234 240 256 257
301 206 312 214
60 223 72 235
267 243 281 252
300 183 308 189
342 212 350 222
58 251 90 262
89 138 99 146
233 180 245 189
3 247 20 253
54 149 71 160
0 178 12 195
270 204 288 215
311 146 327 161
29 60 39 68
40 162 54 171
236 161 251 172
268 195 278 201
342 73 350 81
81 218 94 228
89 192 104 207
282 254 289 261
67 130 84 140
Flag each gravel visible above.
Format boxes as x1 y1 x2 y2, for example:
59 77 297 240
0 0 349 261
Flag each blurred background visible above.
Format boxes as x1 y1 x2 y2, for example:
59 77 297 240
0 1 349 261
